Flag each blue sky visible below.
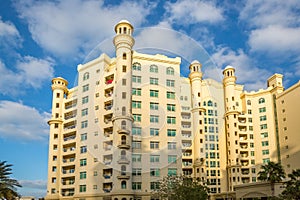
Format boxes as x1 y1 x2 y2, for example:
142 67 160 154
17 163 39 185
0 0 300 197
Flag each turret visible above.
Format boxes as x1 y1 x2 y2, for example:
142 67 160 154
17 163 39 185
111 20 135 198
46 77 68 198
188 60 206 181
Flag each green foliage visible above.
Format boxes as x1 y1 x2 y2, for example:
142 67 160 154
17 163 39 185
152 175 209 200
258 161 285 197
280 169 300 200
0 161 21 200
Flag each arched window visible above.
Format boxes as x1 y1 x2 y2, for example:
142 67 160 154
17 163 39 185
208 100 213 106
121 120 126 129
150 65 158 73
122 107 126 116
214 102 217 107
121 150 126 157
121 135 126 144
259 98 265 104
203 101 206 106
121 165 126 175
121 181 126 189
132 62 141 71
83 72 89 81
122 198 127 200
166 67 174 75
123 53 127 60
247 100 251 105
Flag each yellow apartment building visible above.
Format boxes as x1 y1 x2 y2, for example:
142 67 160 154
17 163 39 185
45 20 299 200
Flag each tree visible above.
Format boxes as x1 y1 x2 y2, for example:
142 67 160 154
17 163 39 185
258 162 285 198
0 161 22 200
280 169 300 200
152 175 209 200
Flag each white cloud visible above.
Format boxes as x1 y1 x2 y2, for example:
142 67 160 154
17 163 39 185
240 0 300 28
0 101 50 141
165 0 224 25
210 47 271 90
0 17 22 48
0 57 54 95
249 25 300 54
19 180 47 190
14 0 154 58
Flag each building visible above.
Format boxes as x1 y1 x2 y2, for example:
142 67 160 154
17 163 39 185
276 81 300 175
45 20 299 200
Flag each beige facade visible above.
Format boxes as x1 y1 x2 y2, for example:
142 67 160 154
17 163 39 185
276 81 300 175
46 20 299 200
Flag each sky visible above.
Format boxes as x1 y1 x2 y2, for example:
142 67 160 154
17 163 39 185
0 0 300 197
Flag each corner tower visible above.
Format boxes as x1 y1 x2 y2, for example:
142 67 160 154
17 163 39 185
222 66 241 191
111 20 135 199
188 60 207 181
46 77 68 199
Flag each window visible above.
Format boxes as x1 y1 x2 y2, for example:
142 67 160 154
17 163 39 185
260 124 268 130
150 78 158 85
260 115 267 121
81 108 88 116
132 127 142 136
122 79 126 85
122 92 126 99
262 141 269 146
248 109 252 114
168 168 177 176
83 72 89 81
132 101 141 109
133 114 141 122
81 133 87 141
150 65 158 73
167 91 175 99
261 132 268 138
150 168 160 177
259 107 266 113
150 90 159 97
247 100 251 105
132 88 141 96
82 96 89 104
123 53 127 60
262 150 269 155
150 155 160 162
259 98 265 104
80 146 87 153
132 141 141 149
122 65 127 72
166 67 174 75
133 62 141 71
132 182 142 190
208 100 213 106
168 142 176 150
79 185 86 192
150 115 159 123
81 120 88 128
150 128 159 136
167 129 176 137
168 155 177 163
151 182 160 190
167 104 176 111
150 141 159 149
132 154 141 162
80 172 87 179
133 76 141 83
166 79 175 87
150 102 159 110
263 158 270 164
167 116 176 124
83 84 89 92
132 168 142 176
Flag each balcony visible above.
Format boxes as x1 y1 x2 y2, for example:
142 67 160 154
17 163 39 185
241 169 250 175
103 155 113 165
117 140 130 149
62 168 75 176
240 152 249 158
63 135 76 142
62 157 75 165
183 159 193 167
63 121 76 132
182 121 191 129
104 127 113 137
65 100 77 110
64 110 77 121
105 88 114 98
62 178 75 186
104 114 113 124
103 141 113 151
241 160 249 167
104 100 113 111
183 169 193 176
242 177 250 183
61 189 74 197
62 146 76 155
117 172 130 179
182 150 192 157
105 75 114 86
118 156 130 164
103 168 113 179
117 128 130 135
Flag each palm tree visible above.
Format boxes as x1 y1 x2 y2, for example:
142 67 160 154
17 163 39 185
0 161 21 200
258 161 285 198
281 169 300 199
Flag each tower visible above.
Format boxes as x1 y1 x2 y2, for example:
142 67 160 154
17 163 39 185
222 66 241 191
188 60 206 181
46 77 69 198
111 20 135 199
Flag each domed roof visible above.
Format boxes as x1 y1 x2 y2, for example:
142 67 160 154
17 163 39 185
191 60 200 64
224 65 234 70
118 19 131 24
114 19 134 32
